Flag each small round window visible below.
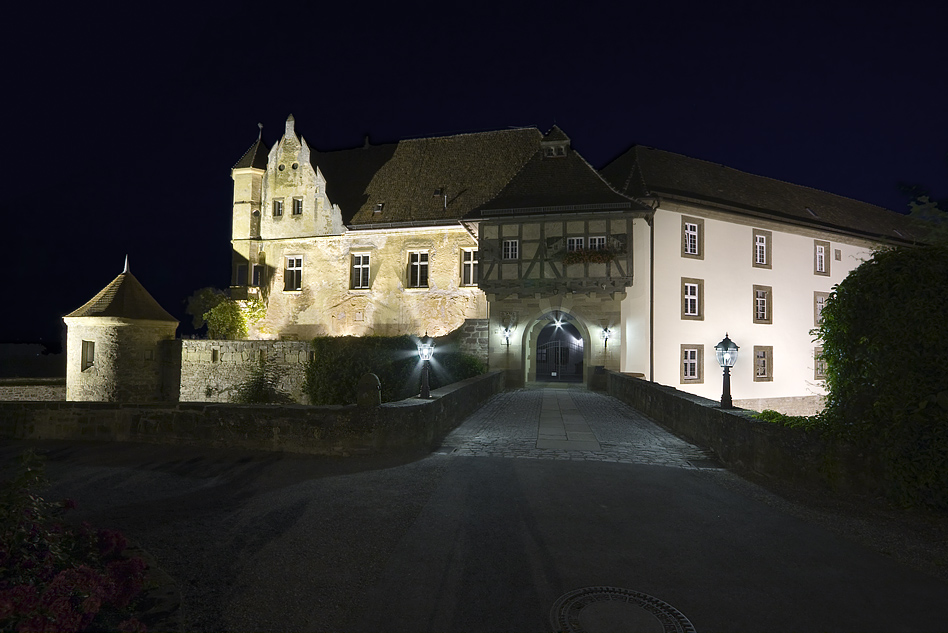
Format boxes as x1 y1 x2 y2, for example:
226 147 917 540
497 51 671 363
278 164 285 171
292 163 299 170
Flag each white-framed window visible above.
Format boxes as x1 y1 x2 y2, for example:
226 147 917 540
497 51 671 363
502 239 519 260
681 217 703 259
273 199 284 217
461 249 478 286
408 251 429 288
814 291 830 326
681 278 703 320
814 240 830 276
755 234 766 264
351 253 370 289
754 346 773 382
284 256 303 291
81 340 95 371
567 237 584 252
589 236 606 251
683 346 705 383
292 197 303 215
753 285 772 324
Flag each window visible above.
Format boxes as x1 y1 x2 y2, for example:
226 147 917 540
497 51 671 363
589 236 606 250
681 278 703 320
408 251 428 288
235 264 248 286
81 340 94 371
502 239 519 260
251 264 263 287
814 347 827 380
374 202 384 213
284 256 302 291
680 345 704 383
461 249 478 286
273 199 284 217
681 216 704 259
753 285 772 324
567 237 584 252
292 197 303 215
814 291 830 326
834 249 841 261
754 346 773 382
753 229 772 268
814 240 830 276
351 254 370 289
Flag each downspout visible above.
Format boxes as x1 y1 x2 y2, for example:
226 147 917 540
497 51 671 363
649 211 655 381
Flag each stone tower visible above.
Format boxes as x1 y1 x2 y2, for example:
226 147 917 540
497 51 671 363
63 260 178 402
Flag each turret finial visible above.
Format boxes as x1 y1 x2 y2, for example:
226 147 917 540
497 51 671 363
123 255 129 273
257 122 263 140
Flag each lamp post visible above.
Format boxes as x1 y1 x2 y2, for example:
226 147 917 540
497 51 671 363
418 334 434 399
714 333 739 409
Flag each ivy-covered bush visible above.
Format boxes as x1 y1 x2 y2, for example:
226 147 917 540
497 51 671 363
815 244 948 508
304 334 486 405
233 359 294 404
0 451 148 632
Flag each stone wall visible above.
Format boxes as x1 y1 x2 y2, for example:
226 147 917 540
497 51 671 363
170 339 313 404
732 395 824 417
607 372 882 495
456 319 489 363
0 371 504 456
0 378 66 402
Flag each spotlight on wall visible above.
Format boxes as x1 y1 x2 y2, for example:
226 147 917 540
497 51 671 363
600 328 612 349
502 328 513 346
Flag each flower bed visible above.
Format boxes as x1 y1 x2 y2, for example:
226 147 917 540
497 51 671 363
0 451 148 632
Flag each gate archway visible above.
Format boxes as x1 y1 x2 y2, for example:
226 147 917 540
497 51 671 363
523 311 590 385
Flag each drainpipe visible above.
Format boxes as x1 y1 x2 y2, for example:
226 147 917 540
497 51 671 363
649 209 655 382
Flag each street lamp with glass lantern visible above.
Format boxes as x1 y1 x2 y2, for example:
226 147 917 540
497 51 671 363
714 333 739 409
418 334 434 399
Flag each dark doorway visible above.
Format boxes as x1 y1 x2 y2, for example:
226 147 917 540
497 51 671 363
535 320 584 382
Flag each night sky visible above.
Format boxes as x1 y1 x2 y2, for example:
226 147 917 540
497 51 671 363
5 1 946 349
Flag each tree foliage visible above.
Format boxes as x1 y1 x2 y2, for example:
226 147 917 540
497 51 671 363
304 334 486 405
185 287 266 340
816 244 948 508
233 359 294 404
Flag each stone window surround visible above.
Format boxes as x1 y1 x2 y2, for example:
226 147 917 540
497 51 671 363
754 345 774 382
680 344 704 384
681 277 704 320
292 197 303 215
752 228 772 269
284 255 303 292
814 291 830 326
351 252 371 290
273 198 284 217
814 240 831 276
681 216 704 259
814 346 827 380
753 284 773 324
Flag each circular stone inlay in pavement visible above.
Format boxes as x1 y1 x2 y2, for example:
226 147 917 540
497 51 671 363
550 587 696 633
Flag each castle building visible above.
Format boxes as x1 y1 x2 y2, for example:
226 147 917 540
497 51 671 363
225 116 918 413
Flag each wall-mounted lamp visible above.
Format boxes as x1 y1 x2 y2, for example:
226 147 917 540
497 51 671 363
600 328 612 349
502 328 513 346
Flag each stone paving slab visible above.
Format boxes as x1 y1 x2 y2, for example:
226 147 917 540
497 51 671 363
439 388 718 469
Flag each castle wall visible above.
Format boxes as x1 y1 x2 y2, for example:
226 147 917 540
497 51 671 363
172 339 313 403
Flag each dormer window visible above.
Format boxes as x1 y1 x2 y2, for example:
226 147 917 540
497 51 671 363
433 188 444 197
374 202 384 213
556 146 565 156
543 143 568 158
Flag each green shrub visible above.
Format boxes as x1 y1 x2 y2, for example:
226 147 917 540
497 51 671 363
233 360 294 404
304 334 486 405
815 244 948 508
752 409 823 431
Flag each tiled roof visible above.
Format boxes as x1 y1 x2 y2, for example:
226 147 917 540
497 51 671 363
233 135 270 170
601 145 922 243
314 128 542 226
474 143 649 217
65 271 177 322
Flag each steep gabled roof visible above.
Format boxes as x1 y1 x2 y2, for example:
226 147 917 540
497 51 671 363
315 128 542 226
601 145 922 243
473 135 649 217
65 271 177 322
233 135 270 170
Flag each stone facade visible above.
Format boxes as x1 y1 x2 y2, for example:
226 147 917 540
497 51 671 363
0 379 65 402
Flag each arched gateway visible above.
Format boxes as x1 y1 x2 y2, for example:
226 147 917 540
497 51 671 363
523 312 591 385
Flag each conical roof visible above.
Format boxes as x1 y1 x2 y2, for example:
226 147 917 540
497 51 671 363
233 127 269 170
65 270 177 322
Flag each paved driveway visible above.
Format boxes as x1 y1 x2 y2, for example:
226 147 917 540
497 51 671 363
4 387 947 632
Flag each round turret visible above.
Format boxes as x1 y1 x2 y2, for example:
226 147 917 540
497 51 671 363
63 260 178 402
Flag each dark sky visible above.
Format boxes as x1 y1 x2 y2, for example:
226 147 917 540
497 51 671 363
5 1 947 347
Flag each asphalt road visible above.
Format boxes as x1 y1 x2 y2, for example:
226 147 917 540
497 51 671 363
3 390 947 632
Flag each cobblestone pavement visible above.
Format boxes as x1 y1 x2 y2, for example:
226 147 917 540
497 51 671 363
439 387 719 468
